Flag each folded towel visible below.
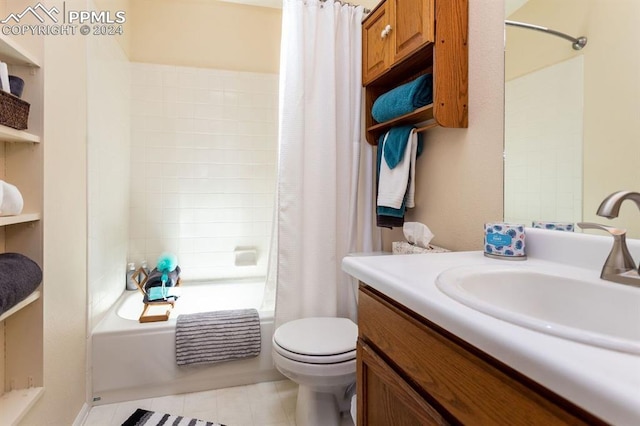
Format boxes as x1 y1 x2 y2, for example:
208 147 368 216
377 128 419 209
0 253 42 316
176 309 261 366
371 74 433 123
0 180 24 216
147 286 181 302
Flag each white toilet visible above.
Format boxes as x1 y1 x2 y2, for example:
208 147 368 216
272 317 358 426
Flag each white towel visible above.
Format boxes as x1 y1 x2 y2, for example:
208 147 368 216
0 180 24 216
377 129 418 209
0 62 10 94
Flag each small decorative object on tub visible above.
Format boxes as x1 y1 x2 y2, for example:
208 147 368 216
0 252 42 316
532 221 574 232
144 252 181 301
484 222 527 260
175 309 261 366
371 73 433 123
0 180 24 217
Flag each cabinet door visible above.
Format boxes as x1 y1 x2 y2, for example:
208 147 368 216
391 0 434 62
362 3 391 85
357 340 449 426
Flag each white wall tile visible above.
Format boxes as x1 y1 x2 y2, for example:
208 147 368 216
129 63 278 280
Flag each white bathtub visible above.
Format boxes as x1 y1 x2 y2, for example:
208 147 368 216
91 278 282 405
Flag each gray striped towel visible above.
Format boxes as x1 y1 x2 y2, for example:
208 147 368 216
175 309 261 366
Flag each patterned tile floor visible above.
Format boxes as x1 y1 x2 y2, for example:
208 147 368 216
83 380 355 426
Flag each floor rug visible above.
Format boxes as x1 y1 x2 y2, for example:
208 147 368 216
122 408 226 426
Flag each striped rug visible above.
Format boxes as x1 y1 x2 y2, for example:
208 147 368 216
175 309 261 366
122 408 225 426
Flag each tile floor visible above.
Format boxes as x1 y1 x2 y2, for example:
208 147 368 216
83 380 355 426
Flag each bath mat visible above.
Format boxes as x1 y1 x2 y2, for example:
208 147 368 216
122 408 225 426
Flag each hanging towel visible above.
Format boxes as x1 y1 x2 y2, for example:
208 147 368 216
377 128 419 209
0 253 42 316
371 74 433 123
175 309 261 366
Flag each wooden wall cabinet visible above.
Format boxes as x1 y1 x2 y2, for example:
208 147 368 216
357 285 606 425
362 0 468 144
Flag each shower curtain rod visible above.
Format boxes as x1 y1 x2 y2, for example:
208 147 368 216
319 0 370 13
505 20 587 50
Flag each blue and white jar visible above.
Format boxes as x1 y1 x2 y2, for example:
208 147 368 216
484 222 526 260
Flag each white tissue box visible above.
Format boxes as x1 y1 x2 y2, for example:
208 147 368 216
392 241 449 254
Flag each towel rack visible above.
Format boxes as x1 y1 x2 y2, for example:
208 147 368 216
415 122 439 133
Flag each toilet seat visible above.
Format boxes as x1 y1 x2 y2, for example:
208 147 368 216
273 317 358 364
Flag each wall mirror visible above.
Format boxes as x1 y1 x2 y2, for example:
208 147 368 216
503 0 640 238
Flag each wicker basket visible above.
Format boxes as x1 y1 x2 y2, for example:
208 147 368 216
0 90 29 130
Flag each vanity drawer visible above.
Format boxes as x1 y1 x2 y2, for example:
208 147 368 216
358 285 601 425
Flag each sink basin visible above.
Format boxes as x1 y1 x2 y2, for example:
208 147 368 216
436 265 640 354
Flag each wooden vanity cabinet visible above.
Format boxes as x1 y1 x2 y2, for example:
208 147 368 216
357 285 606 425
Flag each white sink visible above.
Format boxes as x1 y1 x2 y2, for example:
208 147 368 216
436 264 640 354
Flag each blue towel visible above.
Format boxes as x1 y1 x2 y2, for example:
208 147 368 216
383 125 414 169
371 74 433 123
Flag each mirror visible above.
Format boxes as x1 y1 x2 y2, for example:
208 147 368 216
503 0 640 238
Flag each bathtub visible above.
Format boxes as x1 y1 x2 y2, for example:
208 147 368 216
91 278 282 405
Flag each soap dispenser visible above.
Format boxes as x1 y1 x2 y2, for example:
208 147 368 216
125 262 138 291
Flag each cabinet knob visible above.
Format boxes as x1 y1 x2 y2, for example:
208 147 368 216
381 24 392 39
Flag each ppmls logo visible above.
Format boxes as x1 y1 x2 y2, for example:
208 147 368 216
1 2 126 36
1 2 59 24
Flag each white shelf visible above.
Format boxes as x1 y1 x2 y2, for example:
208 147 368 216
0 34 40 67
0 213 41 227
0 387 44 425
0 124 40 143
0 290 40 323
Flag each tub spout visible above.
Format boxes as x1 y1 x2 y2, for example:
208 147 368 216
597 190 640 219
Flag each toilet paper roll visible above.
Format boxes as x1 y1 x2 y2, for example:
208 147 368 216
403 222 434 249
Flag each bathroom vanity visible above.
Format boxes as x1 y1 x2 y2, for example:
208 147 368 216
343 229 640 425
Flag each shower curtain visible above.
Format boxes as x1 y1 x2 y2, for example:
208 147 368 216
267 0 379 327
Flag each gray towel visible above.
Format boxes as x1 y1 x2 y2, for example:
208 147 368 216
0 253 42 316
175 309 261 366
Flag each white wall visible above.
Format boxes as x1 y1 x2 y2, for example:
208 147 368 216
128 63 278 280
87 16 131 329
504 56 583 225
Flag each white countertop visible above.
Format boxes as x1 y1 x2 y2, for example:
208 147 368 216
342 230 640 426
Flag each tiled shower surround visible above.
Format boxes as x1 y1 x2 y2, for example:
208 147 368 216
129 63 278 280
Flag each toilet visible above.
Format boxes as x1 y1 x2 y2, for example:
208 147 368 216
272 317 358 426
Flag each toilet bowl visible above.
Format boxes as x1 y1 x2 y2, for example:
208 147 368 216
272 317 358 426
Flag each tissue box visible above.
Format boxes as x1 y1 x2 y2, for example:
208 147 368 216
392 241 449 254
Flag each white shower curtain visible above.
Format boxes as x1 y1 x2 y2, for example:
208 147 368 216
268 0 379 327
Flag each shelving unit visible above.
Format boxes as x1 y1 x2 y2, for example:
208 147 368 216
0 30 44 426
362 0 468 144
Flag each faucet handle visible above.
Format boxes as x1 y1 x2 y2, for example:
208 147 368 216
577 222 626 236
577 222 636 277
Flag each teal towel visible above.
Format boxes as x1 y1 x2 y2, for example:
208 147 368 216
371 74 433 123
383 125 414 169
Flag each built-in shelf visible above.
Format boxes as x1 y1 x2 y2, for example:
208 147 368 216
367 104 435 144
0 34 40 67
0 386 45 425
0 124 40 143
0 213 41 227
0 290 40 323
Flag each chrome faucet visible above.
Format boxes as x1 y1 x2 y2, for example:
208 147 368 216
578 190 640 288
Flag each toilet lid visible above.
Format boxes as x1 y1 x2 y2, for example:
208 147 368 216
274 317 357 360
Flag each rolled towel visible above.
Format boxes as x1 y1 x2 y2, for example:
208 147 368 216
0 180 24 216
371 73 433 123
0 253 42 316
